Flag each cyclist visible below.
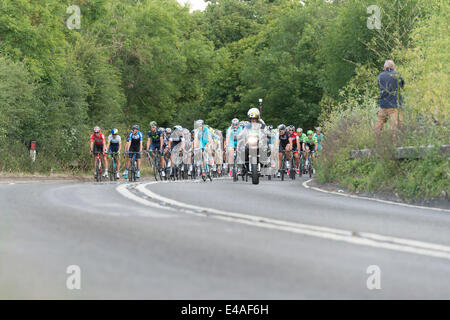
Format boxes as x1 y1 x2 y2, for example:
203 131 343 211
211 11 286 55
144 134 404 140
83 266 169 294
124 125 143 179
277 124 292 178
225 118 242 177
168 125 185 177
89 126 108 178
193 119 212 178
314 127 324 152
106 128 122 179
302 129 318 171
288 125 301 174
146 121 164 174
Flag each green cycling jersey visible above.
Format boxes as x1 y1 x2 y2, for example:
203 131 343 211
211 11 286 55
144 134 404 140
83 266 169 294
302 135 317 144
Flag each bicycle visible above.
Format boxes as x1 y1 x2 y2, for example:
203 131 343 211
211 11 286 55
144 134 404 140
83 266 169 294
305 150 315 178
278 150 293 181
147 149 163 181
108 151 120 181
171 149 184 181
92 151 103 182
127 151 140 182
197 147 212 182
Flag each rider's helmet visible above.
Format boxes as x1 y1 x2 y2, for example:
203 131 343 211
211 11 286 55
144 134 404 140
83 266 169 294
239 121 245 127
173 125 182 132
315 126 321 132
268 125 273 131
131 125 139 131
244 121 250 126
111 128 118 135
150 121 157 128
195 119 204 128
158 127 165 134
247 107 260 120
307 130 313 136
93 126 101 133
297 127 303 133
191 129 195 135
288 125 295 131
278 124 286 131
165 128 172 134
231 118 239 126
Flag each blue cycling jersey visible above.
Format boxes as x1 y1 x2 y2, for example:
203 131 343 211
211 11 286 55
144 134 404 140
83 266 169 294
226 126 242 147
197 126 211 148
127 131 143 150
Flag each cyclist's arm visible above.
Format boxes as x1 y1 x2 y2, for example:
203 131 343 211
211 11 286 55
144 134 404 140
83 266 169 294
125 140 130 152
160 136 164 151
146 137 151 151
89 140 94 152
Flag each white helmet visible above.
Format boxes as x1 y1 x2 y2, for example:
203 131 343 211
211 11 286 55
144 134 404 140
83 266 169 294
247 107 260 120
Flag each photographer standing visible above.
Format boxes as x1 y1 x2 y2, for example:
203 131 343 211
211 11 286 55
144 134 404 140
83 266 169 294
375 60 405 144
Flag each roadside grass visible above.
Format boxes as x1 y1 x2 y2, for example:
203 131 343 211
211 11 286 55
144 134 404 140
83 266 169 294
315 103 449 201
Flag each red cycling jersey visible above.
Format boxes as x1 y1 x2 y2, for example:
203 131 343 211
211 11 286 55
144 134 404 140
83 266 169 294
290 131 299 144
90 133 105 146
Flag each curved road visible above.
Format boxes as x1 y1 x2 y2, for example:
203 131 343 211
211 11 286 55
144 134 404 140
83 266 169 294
1 176 450 299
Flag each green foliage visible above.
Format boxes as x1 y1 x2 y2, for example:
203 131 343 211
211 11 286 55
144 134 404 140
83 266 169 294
0 0 448 202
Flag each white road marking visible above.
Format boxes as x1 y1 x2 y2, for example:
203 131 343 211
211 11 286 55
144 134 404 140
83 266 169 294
302 179 450 213
116 181 450 260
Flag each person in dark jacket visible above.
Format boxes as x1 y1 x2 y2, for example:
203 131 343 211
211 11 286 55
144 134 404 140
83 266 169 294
375 60 405 144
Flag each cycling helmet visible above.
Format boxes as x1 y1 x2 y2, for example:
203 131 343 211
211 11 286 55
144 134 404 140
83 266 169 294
111 128 118 135
165 128 172 134
191 129 195 135
247 107 260 120
131 125 139 131
93 126 101 133
297 127 303 133
268 125 273 131
173 125 182 131
315 126 321 132
278 124 286 131
239 121 245 127
231 118 239 125
150 121 157 127
244 121 250 126
158 127 165 133
288 125 295 131
195 119 204 127
307 130 313 135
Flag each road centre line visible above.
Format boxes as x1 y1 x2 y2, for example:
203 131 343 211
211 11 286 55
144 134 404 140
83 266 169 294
116 180 450 260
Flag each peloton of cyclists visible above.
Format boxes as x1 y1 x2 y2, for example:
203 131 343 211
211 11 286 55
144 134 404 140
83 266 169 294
89 107 323 181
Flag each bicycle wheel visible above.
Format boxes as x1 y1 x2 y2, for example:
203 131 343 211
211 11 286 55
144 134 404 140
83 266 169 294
95 158 100 182
289 157 296 180
153 155 159 181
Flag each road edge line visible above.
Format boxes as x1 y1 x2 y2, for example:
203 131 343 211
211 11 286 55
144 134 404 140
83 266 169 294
302 179 450 213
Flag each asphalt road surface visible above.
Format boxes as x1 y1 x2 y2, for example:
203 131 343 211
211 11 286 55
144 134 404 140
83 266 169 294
1 176 449 299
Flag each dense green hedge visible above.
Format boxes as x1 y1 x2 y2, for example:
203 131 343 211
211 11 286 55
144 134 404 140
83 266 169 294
0 0 447 198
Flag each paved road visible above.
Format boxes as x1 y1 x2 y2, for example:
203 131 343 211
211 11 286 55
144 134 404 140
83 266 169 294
1 177 449 299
